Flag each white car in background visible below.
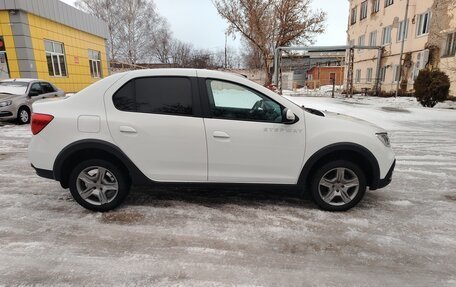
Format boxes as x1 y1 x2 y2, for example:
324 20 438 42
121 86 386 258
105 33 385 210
0 79 64 124
28 69 396 212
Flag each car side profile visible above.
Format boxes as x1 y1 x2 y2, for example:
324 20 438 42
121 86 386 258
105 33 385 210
0 79 64 124
28 69 395 212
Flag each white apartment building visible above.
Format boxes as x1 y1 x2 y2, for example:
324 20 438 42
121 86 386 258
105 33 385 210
347 0 434 94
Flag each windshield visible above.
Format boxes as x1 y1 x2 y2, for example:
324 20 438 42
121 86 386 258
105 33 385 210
0 81 29 95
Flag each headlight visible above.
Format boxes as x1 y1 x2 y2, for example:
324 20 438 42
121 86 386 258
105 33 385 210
0 100 12 107
376 133 390 147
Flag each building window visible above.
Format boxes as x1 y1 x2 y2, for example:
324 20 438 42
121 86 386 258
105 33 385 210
355 69 361 83
372 0 380 13
351 6 358 25
358 35 365 52
369 30 377 46
417 12 431 36
444 32 456 57
367 68 373 83
397 20 409 42
360 1 368 20
45 40 67 77
385 0 393 7
379 67 387 82
89 50 102 78
382 26 392 45
392 65 401 83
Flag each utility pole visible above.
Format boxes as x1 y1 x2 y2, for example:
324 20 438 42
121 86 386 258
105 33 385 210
396 0 410 97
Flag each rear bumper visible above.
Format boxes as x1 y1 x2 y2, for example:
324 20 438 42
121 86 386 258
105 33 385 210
31 164 54 180
377 160 395 189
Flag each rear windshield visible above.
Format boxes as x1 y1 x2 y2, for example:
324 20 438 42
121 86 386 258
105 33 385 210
0 81 28 95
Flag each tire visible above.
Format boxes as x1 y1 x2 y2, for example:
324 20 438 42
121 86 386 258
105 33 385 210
69 159 130 212
17 107 30 124
310 160 366 211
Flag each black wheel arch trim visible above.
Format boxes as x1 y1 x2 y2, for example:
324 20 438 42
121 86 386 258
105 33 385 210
298 142 381 190
53 139 152 186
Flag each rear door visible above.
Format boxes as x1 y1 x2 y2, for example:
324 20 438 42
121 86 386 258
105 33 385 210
40 82 58 98
105 72 207 182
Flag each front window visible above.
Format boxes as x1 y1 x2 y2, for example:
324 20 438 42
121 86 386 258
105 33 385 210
0 81 28 94
89 50 102 78
444 32 456 57
45 40 67 77
360 1 368 20
206 80 283 123
417 12 431 36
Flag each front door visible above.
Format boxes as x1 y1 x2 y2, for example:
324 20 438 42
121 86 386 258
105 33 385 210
203 79 306 184
105 74 207 182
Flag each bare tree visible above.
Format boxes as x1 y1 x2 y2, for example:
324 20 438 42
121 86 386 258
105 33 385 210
120 0 164 64
170 40 194 67
213 0 326 84
151 23 174 64
213 46 242 69
77 0 165 64
75 0 123 61
241 38 263 69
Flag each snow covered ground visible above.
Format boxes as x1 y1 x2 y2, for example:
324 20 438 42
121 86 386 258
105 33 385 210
0 95 455 286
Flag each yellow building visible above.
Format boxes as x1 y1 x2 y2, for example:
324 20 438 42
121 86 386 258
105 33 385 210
0 0 109 93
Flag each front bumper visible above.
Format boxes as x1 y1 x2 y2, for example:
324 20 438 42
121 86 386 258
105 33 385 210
0 105 16 119
377 160 395 189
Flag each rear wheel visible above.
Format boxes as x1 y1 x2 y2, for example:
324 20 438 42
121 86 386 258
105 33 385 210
69 159 130 212
310 160 366 211
17 107 30 124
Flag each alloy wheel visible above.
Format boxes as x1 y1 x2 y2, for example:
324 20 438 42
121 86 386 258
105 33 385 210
318 167 360 206
76 166 119 206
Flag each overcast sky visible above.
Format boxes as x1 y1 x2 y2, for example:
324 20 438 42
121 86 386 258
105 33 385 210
60 0 348 49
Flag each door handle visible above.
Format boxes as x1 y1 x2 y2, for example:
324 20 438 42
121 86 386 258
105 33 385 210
213 131 230 139
119 126 137 134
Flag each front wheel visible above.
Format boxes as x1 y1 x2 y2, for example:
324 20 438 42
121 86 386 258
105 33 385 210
310 160 367 211
17 107 30 124
69 159 130 212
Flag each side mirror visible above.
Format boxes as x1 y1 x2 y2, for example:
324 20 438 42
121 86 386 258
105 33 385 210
283 108 296 124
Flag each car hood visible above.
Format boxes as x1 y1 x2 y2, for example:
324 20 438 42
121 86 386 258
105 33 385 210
305 107 386 133
0 93 19 101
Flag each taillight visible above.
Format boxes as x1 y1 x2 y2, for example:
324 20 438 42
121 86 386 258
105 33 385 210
31 113 54 135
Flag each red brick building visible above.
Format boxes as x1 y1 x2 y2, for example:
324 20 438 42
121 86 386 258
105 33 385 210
306 66 345 89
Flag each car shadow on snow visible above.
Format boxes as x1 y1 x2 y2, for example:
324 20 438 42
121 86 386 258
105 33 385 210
125 185 314 209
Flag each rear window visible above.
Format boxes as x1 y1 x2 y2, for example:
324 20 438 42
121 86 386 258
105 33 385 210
113 77 193 116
